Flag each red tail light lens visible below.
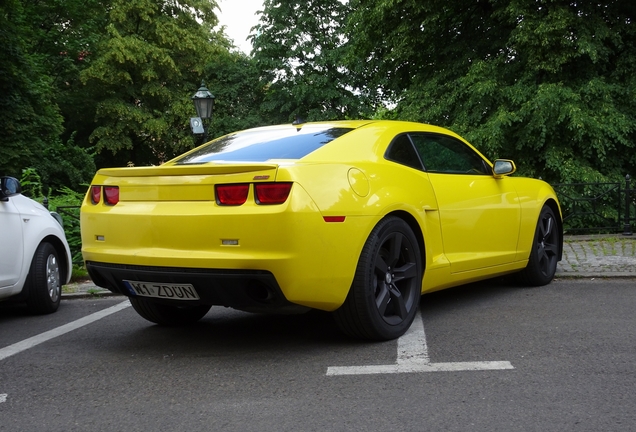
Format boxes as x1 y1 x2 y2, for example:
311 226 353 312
216 184 250 205
104 186 119 205
255 182 293 205
90 186 101 204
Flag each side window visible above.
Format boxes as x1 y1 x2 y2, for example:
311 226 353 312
409 133 490 175
385 134 424 170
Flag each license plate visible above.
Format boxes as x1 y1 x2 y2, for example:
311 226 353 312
123 280 200 300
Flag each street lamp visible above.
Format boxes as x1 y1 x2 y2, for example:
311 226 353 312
190 81 215 143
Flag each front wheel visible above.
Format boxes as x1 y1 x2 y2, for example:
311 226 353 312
26 242 62 314
518 205 560 286
129 297 211 326
334 217 422 341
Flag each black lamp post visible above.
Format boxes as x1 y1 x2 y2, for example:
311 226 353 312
190 81 215 143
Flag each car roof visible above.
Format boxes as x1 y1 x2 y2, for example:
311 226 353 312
164 120 469 166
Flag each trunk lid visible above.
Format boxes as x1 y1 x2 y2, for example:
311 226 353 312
95 163 280 202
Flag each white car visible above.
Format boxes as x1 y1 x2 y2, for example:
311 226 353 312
0 176 72 313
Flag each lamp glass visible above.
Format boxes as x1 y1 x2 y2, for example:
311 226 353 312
192 83 215 119
194 97 214 119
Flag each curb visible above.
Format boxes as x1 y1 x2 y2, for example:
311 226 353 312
61 281 121 299
62 291 122 300
563 234 634 241
555 272 636 279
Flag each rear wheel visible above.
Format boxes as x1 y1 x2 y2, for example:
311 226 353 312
334 217 422 341
129 297 211 326
519 205 560 286
26 242 62 314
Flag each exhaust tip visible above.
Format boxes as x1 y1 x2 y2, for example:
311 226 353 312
245 280 275 303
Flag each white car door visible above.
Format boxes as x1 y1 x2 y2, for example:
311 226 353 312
0 199 24 288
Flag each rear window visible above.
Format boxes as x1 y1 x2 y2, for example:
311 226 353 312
175 125 354 164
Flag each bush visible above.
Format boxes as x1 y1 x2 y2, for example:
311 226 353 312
20 168 86 265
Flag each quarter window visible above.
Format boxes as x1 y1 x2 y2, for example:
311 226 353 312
385 134 424 170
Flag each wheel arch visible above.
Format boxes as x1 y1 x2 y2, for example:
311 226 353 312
41 235 72 284
383 210 426 272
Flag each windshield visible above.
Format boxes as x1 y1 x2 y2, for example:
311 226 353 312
175 125 354 164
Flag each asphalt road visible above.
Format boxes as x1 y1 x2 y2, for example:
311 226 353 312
1 278 635 431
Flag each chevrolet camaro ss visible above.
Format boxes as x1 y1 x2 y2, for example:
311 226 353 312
81 120 562 340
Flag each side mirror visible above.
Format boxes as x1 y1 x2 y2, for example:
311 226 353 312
0 176 21 201
493 160 516 178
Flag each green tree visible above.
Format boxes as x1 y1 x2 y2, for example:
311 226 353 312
348 0 636 183
202 50 268 140
0 0 100 192
29 0 108 189
81 0 225 167
0 0 65 181
252 0 374 123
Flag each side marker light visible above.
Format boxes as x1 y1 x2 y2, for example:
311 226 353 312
323 216 346 223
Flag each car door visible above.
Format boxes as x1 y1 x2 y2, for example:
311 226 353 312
0 198 24 288
409 133 521 273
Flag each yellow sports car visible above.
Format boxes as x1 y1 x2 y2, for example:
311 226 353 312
81 120 562 340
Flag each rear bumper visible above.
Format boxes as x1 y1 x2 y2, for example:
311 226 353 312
81 179 380 311
86 261 309 314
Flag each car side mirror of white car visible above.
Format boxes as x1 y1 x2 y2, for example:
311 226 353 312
493 160 517 178
0 176 21 201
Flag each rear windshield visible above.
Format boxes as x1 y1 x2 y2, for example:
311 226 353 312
174 125 354 164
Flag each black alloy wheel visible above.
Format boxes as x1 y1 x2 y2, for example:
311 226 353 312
334 216 422 340
519 205 560 286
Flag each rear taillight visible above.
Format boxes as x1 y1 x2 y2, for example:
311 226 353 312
216 184 250 206
90 185 119 205
255 182 293 205
215 182 293 206
90 186 101 204
104 186 119 205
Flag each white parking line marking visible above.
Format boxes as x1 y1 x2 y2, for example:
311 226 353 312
397 311 430 365
326 310 514 376
0 394 7 403
0 301 131 362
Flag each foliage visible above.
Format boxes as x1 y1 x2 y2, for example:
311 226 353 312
19 169 86 264
0 0 65 183
48 187 85 264
19 168 46 199
202 50 269 141
71 265 90 283
3 0 636 205
251 0 375 123
37 135 97 192
0 0 102 192
80 0 225 167
348 0 636 184
27 0 108 188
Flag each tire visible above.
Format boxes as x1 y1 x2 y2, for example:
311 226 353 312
334 216 422 341
129 297 211 326
26 242 62 314
518 205 560 286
